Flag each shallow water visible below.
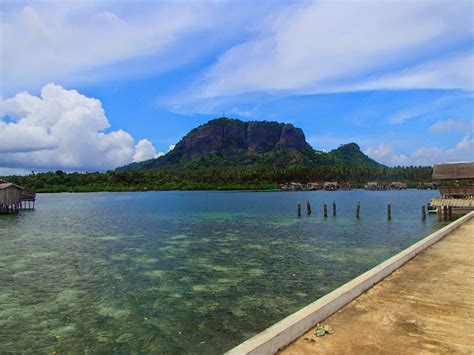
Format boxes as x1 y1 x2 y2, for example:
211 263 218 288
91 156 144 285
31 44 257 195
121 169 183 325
0 190 442 353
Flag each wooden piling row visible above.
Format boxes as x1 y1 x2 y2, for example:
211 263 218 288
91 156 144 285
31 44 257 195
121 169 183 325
294 201 442 222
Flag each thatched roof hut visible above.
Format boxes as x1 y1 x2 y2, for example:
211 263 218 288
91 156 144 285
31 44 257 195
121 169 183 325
433 162 474 180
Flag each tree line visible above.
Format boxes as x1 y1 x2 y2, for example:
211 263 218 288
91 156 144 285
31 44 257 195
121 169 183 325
2 165 434 192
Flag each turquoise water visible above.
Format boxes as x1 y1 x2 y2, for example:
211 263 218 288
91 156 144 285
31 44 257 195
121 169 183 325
0 190 441 353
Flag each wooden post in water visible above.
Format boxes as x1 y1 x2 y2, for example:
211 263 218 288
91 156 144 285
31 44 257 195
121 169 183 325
306 201 312 216
332 200 336 217
443 206 448 221
437 207 442 221
323 204 328 218
297 203 301 217
422 206 426 221
448 206 453 221
387 203 392 220
356 202 360 219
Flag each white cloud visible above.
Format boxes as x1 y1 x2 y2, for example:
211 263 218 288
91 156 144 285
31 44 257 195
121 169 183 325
0 1 275 95
365 134 474 166
429 118 473 134
1 3 208 94
133 139 158 162
0 83 156 171
344 53 473 92
198 0 473 97
3 1 472 102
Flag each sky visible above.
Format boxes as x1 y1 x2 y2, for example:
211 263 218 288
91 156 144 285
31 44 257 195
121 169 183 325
0 0 473 175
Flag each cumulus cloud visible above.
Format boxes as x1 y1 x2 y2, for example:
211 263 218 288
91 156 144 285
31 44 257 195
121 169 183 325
133 139 158 162
0 84 157 171
365 134 474 166
199 0 473 97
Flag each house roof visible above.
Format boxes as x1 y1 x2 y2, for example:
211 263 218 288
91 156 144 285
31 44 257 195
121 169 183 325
433 162 474 180
0 183 24 190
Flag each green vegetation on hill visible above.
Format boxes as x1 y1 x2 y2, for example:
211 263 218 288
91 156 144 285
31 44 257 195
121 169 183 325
3 165 434 193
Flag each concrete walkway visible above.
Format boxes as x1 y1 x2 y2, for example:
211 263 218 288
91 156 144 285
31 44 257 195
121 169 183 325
281 219 474 354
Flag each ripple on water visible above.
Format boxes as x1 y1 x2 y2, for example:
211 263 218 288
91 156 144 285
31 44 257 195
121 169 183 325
144 270 169 279
55 289 81 304
48 324 77 337
133 256 159 264
98 306 131 319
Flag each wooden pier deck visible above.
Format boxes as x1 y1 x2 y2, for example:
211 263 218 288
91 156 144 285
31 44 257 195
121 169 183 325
281 217 474 354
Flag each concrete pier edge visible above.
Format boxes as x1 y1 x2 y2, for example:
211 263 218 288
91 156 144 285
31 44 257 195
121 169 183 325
226 211 474 355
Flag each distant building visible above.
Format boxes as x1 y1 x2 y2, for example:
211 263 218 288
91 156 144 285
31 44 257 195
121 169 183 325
364 181 389 190
390 181 407 190
323 182 339 191
0 182 23 213
279 182 304 191
0 181 36 213
417 182 436 190
306 182 323 190
278 181 350 191
433 162 474 199
430 162 474 218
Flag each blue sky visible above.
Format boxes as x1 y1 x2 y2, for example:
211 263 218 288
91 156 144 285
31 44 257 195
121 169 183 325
0 0 473 174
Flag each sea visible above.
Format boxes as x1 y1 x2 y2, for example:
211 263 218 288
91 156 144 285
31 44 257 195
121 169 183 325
0 189 442 353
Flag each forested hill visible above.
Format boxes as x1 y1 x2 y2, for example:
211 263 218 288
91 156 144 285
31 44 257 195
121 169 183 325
117 117 382 172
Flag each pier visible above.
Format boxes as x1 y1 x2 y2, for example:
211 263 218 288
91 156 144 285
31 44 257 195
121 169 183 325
227 212 474 354
281 214 474 354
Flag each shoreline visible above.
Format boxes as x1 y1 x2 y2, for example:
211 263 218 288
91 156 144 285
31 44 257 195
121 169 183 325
32 187 436 194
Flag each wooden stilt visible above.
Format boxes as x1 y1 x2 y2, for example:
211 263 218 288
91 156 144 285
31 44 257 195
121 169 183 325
306 201 312 216
448 206 453 221
323 204 328 218
356 202 360 219
387 203 392 220
332 200 336 217
437 207 442 221
297 203 301 217
422 206 426 221
443 206 448 221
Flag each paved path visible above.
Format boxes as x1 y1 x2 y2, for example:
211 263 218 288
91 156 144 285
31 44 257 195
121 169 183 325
281 218 474 354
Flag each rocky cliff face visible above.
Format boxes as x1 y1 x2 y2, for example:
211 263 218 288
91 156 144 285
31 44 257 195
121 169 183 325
117 117 383 171
170 118 313 161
